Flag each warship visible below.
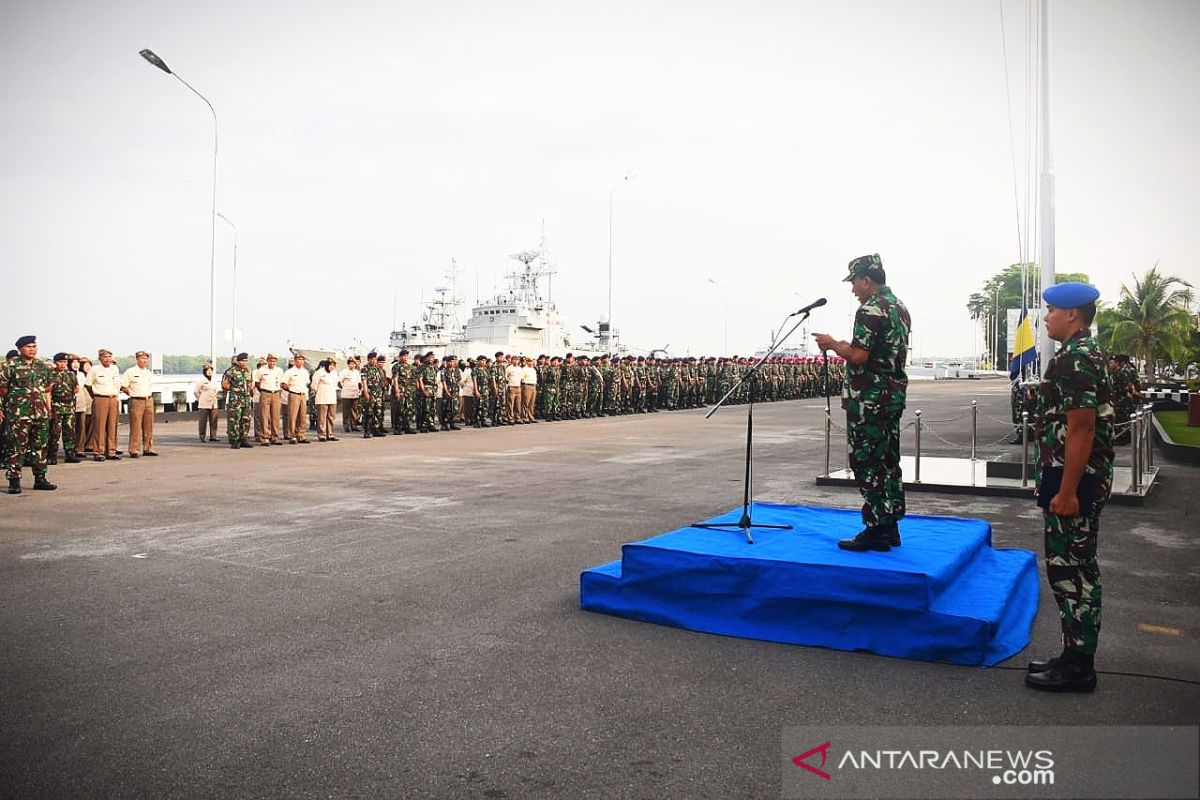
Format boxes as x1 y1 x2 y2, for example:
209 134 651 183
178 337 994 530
292 245 621 368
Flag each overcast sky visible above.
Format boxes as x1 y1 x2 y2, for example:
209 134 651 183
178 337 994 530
3 0 1197 360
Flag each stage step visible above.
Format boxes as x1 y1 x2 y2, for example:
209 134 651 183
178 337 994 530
580 504 1039 667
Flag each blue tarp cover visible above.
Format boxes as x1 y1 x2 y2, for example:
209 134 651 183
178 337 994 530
580 503 1039 667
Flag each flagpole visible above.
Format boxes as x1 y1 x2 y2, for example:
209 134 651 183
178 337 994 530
1037 0 1056 370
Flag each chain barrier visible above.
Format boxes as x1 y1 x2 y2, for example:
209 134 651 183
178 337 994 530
981 410 1022 426
917 420 1015 452
916 414 966 424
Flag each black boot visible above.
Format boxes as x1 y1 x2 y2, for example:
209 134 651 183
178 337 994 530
48 455 58 466
363 431 372 438
1027 650 1066 673
33 475 57 491
837 526 892 552
1025 649 1097 693
884 522 901 548
65 452 81 464
7 478 20 495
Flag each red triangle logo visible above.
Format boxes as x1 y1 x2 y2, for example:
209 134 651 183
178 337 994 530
792 741 832 780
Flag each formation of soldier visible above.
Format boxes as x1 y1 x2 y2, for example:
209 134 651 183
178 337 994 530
199 348 846 447
2 337 158 492
373 350 846 433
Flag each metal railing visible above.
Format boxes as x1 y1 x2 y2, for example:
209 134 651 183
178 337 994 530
820 399 1156 494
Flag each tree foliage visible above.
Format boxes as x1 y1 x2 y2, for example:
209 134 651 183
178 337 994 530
966 264 1089 365
110 354 236 373
1095 265 1194 377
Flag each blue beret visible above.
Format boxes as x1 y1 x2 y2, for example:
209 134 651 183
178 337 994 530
15 335 36 347
1043 281 1099 308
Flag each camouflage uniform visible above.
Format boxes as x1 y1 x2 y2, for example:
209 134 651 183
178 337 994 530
391 359 418 433
845 285 911 528
544 362 562 420
222 364 253 446
47 368 79 462
417 361 440 431
586 362 604 416
0 356 53 481
489 360 508 425
361 363 389 435
472 361 494 428
1034 329 1114 657
441 363 462 429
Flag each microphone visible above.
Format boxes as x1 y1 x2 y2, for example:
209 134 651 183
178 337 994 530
791 297 827 316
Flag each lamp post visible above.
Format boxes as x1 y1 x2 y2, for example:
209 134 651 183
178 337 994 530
217 213 238 353
707 278 728 354
139 48 218 369
607 169 637 341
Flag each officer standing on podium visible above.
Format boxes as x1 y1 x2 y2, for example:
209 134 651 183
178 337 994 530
814 254 911 552
1025 281 1113 694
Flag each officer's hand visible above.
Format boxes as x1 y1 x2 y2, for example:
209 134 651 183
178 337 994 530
813 333 835 351
1048 491 1080 517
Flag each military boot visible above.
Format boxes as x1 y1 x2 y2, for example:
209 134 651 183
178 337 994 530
7 478 20 495
48 454 58 466
65 452 81 464
837 526 892 552
33 476 57 491
884 522 901 548
1027 650 1066 673
1024 649 1096 693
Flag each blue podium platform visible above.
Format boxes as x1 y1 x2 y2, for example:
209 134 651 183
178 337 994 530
580 504 1039 666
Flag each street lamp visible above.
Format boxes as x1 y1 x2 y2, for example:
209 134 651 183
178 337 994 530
217 213 238 353
139 48 219 369
607 169 637 341
707 278 728 354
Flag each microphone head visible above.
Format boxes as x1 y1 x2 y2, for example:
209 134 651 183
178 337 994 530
812 297 828 308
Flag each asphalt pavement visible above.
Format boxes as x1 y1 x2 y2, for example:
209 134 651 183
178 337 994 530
2 379 1197 798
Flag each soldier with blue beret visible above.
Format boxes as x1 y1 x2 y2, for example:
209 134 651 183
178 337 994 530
1025 280 1113 693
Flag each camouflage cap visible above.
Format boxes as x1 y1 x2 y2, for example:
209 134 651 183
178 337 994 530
843 253 885 283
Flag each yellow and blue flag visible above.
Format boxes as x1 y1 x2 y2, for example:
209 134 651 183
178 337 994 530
1008 307 1037 379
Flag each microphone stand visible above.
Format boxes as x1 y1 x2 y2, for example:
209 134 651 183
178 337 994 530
691 308 816 543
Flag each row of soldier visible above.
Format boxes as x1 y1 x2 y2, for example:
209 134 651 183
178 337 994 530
214 349 846 445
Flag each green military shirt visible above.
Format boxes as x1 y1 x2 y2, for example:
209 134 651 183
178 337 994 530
846 285 911 413
0 358 53 419
392 361 415 395
362 364 388 396
1035 329 1115 481
48 369 78 414
222 365 252 403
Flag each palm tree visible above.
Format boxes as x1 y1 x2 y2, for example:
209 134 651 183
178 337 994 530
1100 265 1194 377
